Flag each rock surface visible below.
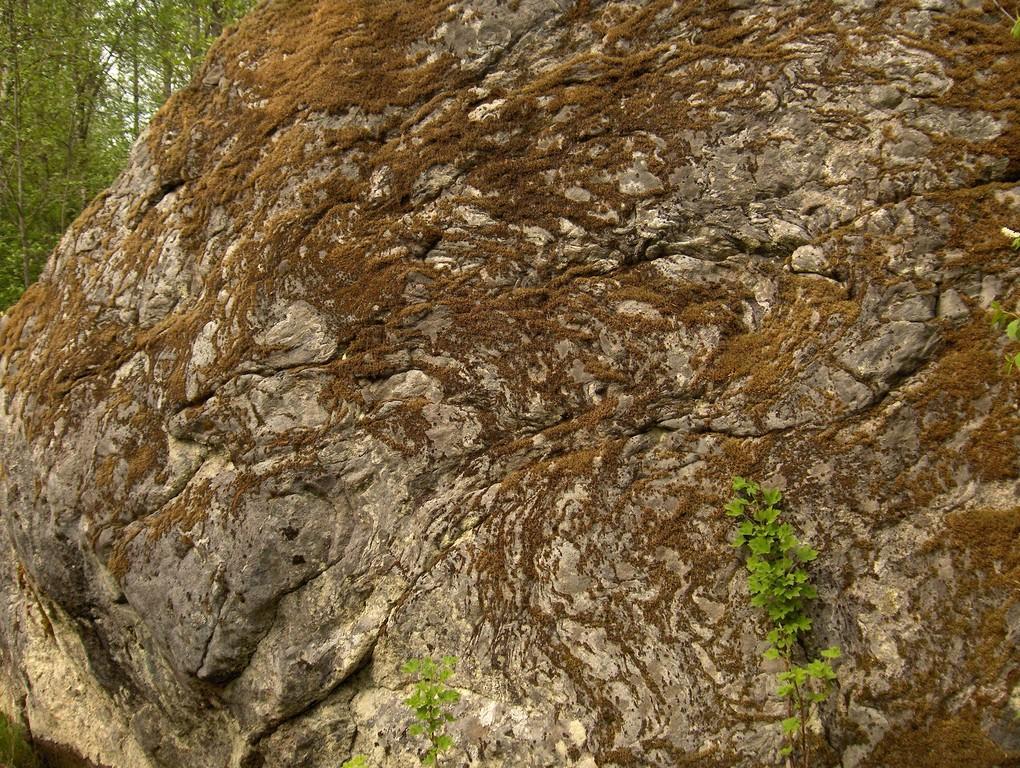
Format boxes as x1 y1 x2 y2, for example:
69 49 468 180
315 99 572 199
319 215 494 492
1 0 1019 766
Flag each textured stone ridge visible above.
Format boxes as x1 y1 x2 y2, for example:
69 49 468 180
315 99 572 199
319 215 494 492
1 0 1019 765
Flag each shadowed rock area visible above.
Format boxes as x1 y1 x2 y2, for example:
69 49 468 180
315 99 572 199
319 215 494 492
1 0 1018 765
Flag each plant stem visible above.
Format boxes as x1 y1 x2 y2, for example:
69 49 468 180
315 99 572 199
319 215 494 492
993 0 1016 23
791 677 808 768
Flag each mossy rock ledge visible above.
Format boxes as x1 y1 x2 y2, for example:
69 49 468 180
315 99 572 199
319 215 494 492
1 0 1018 766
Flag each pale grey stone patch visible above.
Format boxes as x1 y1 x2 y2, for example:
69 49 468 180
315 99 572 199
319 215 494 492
788 244 830 275
883 293 936 322
865 84 903 109
936 288 969 321
618 158 664 196
256 300 337 368
564 186 592 203
839 321 937 382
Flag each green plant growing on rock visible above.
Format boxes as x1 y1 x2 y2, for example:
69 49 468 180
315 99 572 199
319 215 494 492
990 227 1020 374
339 656 461 768
403 656 461 767
725 477 840 767
991 300 1020 373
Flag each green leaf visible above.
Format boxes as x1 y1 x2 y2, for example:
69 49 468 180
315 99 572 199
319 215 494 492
1007 318 1020 341
763 647 780 661
762 487 782 506
748 537 772 555
1012 17 1020 39
821 646 842 659
794 614 813 629
779 745 794 756
781 716 801 735
753 506 778 525
796 545 818 562
725 500 745 517
806 660 832 678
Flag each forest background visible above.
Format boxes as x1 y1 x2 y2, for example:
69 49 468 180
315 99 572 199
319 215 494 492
0 0 256 312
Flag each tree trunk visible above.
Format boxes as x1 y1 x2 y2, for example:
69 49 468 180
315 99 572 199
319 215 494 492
132 0 140 136
209 0 224 38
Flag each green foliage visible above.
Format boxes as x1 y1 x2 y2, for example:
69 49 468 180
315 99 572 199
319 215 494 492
0 232 25 311
0 712 42 768
0 0 255 312
726 477 840 767
338 657 461 768
726 478 821 657
402 656 460 767
990 228 1020 374
990 302 1020 374
1004 227 1020 251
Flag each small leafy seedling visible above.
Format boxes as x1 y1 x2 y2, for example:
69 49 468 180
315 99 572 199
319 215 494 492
338 656 461 768
990 228 1020 374
403 656 461 767
726 477 840 767
990 300 1020 374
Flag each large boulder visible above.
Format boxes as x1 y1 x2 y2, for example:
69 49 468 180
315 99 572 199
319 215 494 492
1 0 1018 765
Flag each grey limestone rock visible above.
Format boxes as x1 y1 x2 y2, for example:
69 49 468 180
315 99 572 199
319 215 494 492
0 1 1018 767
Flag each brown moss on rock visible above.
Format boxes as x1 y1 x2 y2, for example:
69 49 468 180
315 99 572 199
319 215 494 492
2 0 1020 765
867 710 1011 768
